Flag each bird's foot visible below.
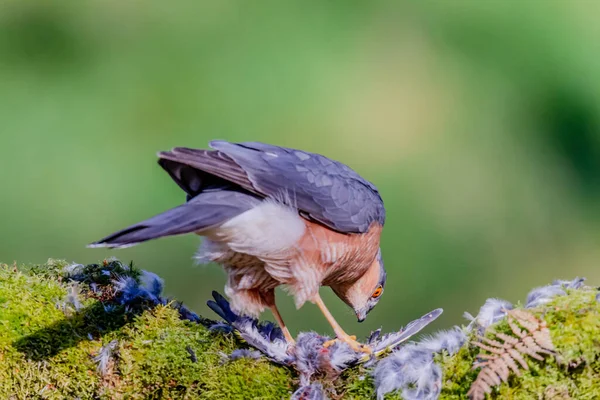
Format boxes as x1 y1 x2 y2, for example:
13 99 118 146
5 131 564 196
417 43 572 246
282 330 296 347
323 335 356 347
285 342 296 356
323 334 372 354
281 330 297 355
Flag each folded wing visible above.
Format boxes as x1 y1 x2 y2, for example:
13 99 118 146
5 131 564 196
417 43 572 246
89 191 260 248
158 140 385 233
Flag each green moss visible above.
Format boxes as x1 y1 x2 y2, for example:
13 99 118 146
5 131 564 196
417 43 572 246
0 260 293 399
439 288 600 399
0 260 101 399
1 260 599 399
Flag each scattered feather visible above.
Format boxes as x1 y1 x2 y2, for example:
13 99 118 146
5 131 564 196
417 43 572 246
61 262 590 398
208 322 234 333
186 345 197 363
63 263 85 280
140 270 163 298
173 302 202 323
63 261 203 323
103 304 116 313
420 327 468 355
526 277 585 309
89 282 100 293
206 291 291 363
525 285 566 308
463 311 475 323
58 282 83 314
294 332 328 385
112 276 144 305
327 340 358 372
375 344 440 400
205 291 443 384
474 298 513 330
368 309 444 358
374 327 465 400
552 277 585 289
367 328 382 343
291 383 328 400
93 340 119 376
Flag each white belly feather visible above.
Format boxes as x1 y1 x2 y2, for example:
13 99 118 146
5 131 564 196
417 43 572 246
194 200 308 316
207 199 306 256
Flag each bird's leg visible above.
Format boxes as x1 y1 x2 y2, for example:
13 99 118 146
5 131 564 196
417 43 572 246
269 303 295 345
313 293 372 354
261 289 295 345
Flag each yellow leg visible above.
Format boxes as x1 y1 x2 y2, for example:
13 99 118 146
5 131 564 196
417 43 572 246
313 293 372 354
269 304 295 345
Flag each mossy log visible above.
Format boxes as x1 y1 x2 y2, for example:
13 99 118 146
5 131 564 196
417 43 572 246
1 260 599 399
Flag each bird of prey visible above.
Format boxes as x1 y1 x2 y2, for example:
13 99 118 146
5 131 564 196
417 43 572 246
89 140 386 353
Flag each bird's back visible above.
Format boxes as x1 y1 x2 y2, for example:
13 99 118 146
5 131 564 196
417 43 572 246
158 140 386 233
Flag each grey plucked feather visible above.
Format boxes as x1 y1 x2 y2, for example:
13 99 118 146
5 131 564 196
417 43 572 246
525 285 566 308
419 327 467 355
369 309 444 356
291 383 328 400
204 290 443 395
473 298 514 330
525 277 586 309
374 329 466 400
225 349 262 362
328 341 359 372
374 345 439 400
140 271 164 298
294 332 327 385
88 190 259 248
230 318 291 363
551 277 585 289
65 282 83 311
93 340 119 376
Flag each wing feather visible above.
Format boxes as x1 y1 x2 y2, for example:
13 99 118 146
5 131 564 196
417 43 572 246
157 141 385 233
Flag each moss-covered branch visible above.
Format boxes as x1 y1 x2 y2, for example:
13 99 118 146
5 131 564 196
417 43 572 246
1 260 599 399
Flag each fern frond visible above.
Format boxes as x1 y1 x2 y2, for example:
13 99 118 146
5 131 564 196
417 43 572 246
467 309 555 400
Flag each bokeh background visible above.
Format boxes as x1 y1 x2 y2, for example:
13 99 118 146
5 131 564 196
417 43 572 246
1 1 599 338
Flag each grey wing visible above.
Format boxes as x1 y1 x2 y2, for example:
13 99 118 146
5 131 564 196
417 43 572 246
159 141 385 233
89 191 260 248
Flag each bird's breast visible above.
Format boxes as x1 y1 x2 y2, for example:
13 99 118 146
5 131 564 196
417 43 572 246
296 221 383 285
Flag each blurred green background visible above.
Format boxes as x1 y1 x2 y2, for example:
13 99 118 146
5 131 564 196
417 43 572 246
1 0 599 338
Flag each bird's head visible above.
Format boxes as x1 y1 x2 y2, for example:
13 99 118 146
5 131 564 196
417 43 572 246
331 248 386 323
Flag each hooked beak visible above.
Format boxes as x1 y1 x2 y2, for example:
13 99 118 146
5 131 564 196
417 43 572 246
356 309 367 323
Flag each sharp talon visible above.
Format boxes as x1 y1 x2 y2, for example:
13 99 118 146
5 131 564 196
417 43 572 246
348 340 372 354
286 341 297 355
359 344 373 355
322 336 372 354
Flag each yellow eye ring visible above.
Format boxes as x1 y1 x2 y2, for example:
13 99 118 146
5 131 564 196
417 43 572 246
372 286 383 298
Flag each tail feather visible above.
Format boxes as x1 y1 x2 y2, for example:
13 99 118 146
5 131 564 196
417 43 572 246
88 191 259 249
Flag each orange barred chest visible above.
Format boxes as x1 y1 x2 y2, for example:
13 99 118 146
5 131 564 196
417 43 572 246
295 220 382 285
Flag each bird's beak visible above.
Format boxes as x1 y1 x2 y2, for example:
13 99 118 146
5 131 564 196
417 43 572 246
356 309 367 323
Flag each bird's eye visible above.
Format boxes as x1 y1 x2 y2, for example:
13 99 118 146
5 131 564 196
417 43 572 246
372 286 383 298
